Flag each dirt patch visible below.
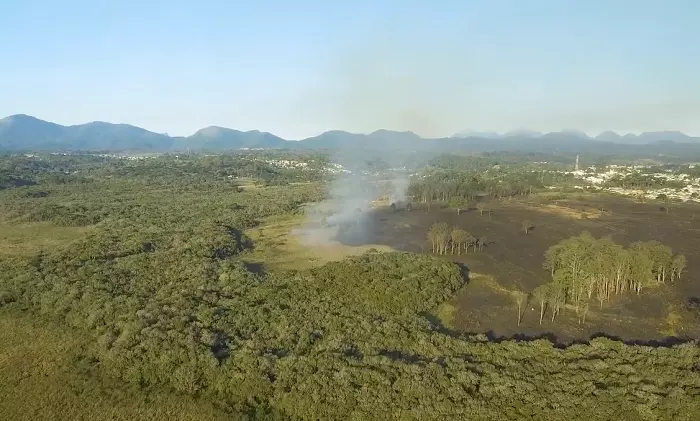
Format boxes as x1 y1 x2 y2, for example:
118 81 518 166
527 203 602 220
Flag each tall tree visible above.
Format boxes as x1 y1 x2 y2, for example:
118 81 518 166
671 254 687 281
451 228 468 255
466 234 478 252
427 224 440 253
477 236 487 251
513 288 528 326
548 283 566 322
449 196 469 215
532 284 549 324
433 223 450 255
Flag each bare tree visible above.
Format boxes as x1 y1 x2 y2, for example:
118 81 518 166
466 235 477 252
657 194 671 214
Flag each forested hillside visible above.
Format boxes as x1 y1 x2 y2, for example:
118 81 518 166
1 153 699 421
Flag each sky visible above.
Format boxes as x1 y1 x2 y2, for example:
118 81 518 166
1 0 699 139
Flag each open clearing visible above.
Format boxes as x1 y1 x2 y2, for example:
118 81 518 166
0 220 93 257
336 194 700 342
242 214 394 272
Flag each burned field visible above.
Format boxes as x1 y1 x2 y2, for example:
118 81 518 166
335 195 700 342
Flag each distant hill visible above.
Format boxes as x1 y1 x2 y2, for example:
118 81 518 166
61 121 173 150
451 129 503 139
452 129 543 139
0 115 65 150
635 131 691 143
0 115 172 151
299 129 424 151
595 131 622 142
183 126 286 150
1 114 699 154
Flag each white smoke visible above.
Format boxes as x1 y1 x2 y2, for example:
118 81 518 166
294 155 411 247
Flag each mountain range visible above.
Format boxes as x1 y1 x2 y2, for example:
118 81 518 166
452 128 695 144
1 114 699 154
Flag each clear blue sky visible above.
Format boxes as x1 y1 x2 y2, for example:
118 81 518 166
2 0 698 138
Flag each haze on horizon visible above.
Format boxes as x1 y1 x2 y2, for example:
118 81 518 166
2 0 699 139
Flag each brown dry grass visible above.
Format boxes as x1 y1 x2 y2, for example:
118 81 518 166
529 204 602 220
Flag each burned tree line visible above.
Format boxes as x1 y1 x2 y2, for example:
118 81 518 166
528 232 687 324
427 222 487 255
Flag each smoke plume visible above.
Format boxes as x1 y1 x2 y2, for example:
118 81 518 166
294 152 411 247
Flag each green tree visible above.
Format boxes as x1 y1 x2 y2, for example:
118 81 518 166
449 196 469 215
548 284 566 322
451 228 469 255
512 288 528 326
532 284 549 324
428 222 450 255
671 254 687 281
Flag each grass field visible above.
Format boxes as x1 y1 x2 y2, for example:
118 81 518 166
0 220 93 257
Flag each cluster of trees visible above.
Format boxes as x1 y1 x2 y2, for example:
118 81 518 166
1 155 700 420
405 153 603 206
427 222 486 255
531 232 687 323
408 169 542 204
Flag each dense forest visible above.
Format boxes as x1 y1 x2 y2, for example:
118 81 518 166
1 153 700 420
406 154 582 204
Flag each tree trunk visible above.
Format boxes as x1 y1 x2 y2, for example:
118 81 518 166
539 302 545 324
